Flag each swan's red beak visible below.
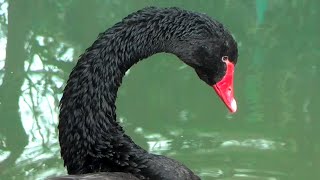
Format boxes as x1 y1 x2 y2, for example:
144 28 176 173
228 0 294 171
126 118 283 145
213 59 237 113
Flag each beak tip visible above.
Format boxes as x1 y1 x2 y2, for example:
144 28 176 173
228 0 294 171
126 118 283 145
229 98 237 113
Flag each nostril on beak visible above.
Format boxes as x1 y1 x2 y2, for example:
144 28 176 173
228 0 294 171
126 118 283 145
227 87 232 95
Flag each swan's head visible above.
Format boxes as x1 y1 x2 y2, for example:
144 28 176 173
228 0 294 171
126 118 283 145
170 19 238 113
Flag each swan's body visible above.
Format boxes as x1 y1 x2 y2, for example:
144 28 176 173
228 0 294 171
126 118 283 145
51 7 238 180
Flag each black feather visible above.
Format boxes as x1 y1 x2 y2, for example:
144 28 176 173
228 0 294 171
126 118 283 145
57 6 237 180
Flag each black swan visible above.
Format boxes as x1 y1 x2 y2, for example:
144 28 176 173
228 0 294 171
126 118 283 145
50 7 238 180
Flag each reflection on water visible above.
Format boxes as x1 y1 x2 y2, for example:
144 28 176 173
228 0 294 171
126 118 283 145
0 0 319 180
145 133 293 179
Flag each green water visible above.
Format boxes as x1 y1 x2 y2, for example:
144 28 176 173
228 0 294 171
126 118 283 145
0 0 319 179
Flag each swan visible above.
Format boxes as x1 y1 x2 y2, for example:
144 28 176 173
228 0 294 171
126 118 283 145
51 7 238 180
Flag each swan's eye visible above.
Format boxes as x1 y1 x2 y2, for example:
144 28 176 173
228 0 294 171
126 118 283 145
222 56 228 62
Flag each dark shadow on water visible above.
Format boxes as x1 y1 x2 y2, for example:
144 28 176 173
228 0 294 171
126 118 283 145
0 0 30 173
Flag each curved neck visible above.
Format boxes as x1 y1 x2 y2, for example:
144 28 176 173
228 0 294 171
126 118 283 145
59 8 178 176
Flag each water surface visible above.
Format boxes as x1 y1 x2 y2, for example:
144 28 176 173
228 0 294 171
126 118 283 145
0 0 319 179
